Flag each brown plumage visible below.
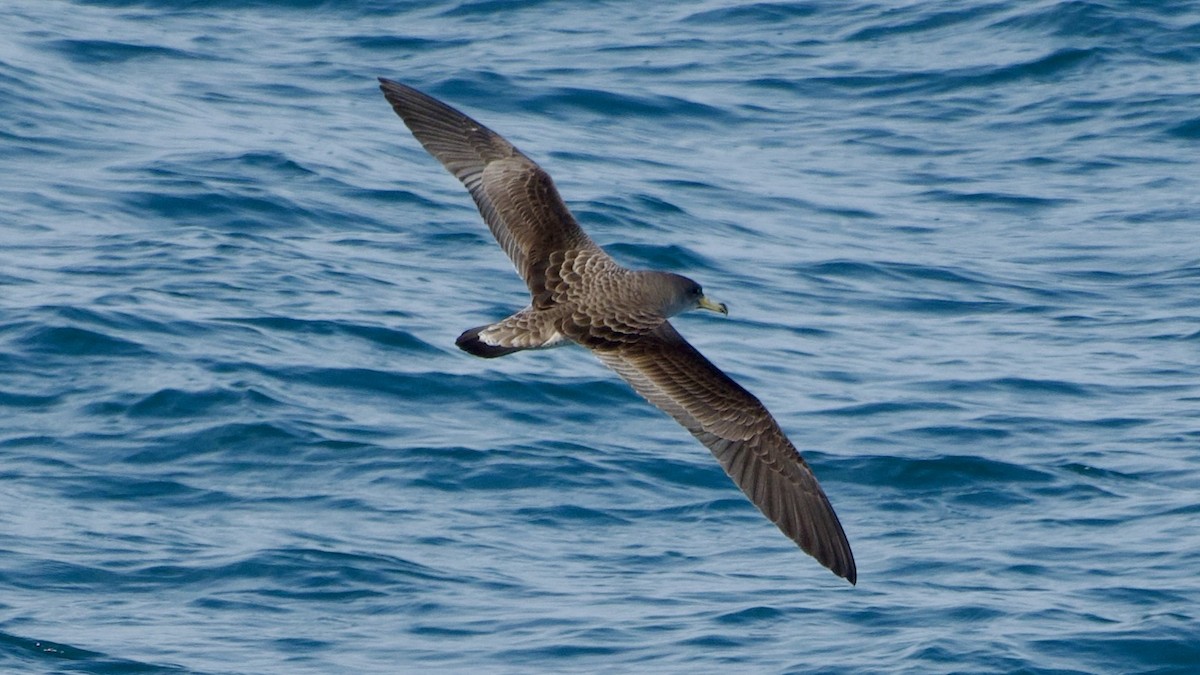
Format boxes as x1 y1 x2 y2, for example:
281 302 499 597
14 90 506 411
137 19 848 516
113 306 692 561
379 78 856 584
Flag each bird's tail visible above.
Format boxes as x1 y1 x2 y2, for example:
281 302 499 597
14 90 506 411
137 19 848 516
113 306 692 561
456 325 528 358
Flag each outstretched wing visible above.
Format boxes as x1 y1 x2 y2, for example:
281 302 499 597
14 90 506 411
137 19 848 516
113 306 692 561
594 323 856 583
379 79 603 298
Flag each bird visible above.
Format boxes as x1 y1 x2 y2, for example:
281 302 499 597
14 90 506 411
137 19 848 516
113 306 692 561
378 78 856 584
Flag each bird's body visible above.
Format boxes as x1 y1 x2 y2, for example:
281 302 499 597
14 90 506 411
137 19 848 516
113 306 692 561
379 78 856 584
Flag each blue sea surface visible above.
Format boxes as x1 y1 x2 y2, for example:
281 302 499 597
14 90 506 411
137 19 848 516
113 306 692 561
2 1 1199 672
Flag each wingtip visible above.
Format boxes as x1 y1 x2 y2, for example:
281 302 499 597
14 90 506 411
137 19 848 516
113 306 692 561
828 535 857 585
834 544 857 585
822 551 856 585
378 77 418 101
843 565 857 586
800 507 857 585
378 77 401 94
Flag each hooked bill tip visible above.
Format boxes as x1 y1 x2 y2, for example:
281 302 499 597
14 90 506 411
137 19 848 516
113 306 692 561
698 295 728 315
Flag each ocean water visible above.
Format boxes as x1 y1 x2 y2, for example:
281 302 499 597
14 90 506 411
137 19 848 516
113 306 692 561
2 0 1199 672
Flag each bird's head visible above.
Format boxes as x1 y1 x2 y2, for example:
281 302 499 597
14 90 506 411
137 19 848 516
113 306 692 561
658 273 728 318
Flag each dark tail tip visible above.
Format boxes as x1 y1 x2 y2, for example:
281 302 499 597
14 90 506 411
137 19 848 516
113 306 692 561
456 326 523 359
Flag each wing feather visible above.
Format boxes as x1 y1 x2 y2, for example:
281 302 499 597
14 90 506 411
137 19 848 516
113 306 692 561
379 79 603 294
595 323 856 583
